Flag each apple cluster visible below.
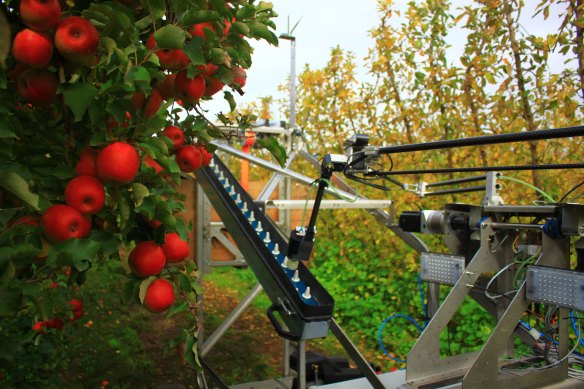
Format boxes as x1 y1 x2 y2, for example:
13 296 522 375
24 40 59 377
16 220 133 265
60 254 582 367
162 125 213 173
10 0 99 106
31 297 84 334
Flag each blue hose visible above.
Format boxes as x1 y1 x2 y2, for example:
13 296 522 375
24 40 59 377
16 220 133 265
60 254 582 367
378 314 423 363
417 272 428 329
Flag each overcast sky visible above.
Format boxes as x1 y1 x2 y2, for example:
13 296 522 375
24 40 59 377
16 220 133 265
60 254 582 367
200 1 567 120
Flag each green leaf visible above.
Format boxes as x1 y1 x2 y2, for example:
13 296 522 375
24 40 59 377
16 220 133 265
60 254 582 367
181 10 220 25
125 66 151 84
0 118 16 139
0 286 22 315
0 9 9 69
184 332 202 371
141 0 166 21
154 24 186 49
249 21 278 46
223 90 236 112
46 239 100 271
131 182 150 207
236 6 256 20
209 48 228 65
166 301 188 318
62 83 99 122
257 137 287 167
0 172 39 210
231 22 250 36
138 276 157 304
183 40 206 65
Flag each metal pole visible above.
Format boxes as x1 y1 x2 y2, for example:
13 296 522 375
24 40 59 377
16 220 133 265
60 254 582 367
199 284 264 357
298 340 306 389
289 38 297 130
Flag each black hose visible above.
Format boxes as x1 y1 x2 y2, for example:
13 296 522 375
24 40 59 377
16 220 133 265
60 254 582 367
371 163 584 176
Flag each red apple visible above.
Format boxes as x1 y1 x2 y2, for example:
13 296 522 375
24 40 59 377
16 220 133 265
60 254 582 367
69 298 83 311
96 142 140 184
32 321 46 333
75 147 98 177
129 241 166 278
222 18 232 37
176 145 203 173
45 317 64 330
16 69 58 106
54 16 99 63
197 63 218 77
12 29 53 68
174 70 205 104
131 91 146 111
65 176 105 215
144 88 163 118
232 66 246 88
189 22 215 39
162 232 190 263
79 216 92 238
19 0 62 32
144 218 162 229
199 146 213 166
143 278 175 313
142 155 163 174
71 310 83 321
41 204 84 243
204 77 224 97
158 73 176 100
162 125 184 150
146 34 190 71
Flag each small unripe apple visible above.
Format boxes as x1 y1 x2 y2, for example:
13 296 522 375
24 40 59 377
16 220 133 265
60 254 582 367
162 232 190 263
174 70 205 104
143 278 175 313
65 176 105 215
96 142 140 184
17 69 58 106
158 73 176 100
176 145 203 173
75 147 99 176
12 29 53 68
54 16 99 63
41 204 85 243
19 0 62 32
129 241 166 278
162 125 185 150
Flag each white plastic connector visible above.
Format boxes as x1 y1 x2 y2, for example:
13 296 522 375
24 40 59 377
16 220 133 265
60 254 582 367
255 221 263 233
263 232 271 243
281 257 288 268
272 243 280 256
248 211 255 222
302 287 311 299
292 270 300 283
241 203 248 213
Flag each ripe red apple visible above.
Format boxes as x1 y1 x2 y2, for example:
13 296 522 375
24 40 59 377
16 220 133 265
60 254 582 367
19 0 62 32
75 147 98 176
96 142 140 184
162 125 184 150
71 310 83 321
144 88 163 118
199 146 213 166
222 18 232 37
69 298 83 311
12 29 53 68
45 317 64 330
32 321 46 333
142 155 163 174
17 69 58 106
131 91 146 111
232 66 247 88
129 241 166 278
174 70 205 104
65 176 105 215
144 217 162 229
197 63 218 77
79 216 92 238
162 232 190 263
176 145 203 173
54 16 99 63
158 73 176 100
41 204 84 243
204 77 224 97
146 34 190 71
189 22 215 39
143 278 175 313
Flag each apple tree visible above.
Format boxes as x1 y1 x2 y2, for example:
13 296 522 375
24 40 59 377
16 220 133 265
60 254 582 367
0 0 279 376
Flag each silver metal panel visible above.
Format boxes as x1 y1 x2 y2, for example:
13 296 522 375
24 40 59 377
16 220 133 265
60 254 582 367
264 199 392 210
420 253 465 286
526 266 584 311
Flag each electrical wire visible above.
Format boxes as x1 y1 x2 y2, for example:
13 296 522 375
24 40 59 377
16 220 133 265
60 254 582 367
378 314 423 364
484 262 517 301
558 180 584 203
499 175 556 203
571 311 584 347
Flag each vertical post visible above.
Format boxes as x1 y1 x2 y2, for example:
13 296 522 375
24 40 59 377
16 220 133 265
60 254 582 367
289 37 297 130
298 340 306 389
